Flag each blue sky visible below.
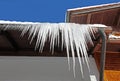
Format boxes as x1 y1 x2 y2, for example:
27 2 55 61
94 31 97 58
0 0 119 22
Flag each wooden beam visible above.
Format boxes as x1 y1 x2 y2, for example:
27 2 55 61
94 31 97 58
117 14 120 26
87 14 92 24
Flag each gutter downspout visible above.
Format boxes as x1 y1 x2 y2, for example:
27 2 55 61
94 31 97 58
98 28 106 81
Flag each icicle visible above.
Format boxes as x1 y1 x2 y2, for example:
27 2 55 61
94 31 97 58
20 25 31 37
30 24 39 44
0 20 107 79
69 26 76 77
61 24 71 71
72 25 84 77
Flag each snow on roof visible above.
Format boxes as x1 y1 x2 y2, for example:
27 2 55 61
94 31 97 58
67 2 120 11
0 20 107 27
0 20 40 24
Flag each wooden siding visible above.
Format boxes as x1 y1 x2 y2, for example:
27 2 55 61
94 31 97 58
70 14 88 24
69 8 120 26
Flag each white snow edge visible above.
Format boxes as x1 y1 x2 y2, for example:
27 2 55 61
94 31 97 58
0 20 107 27
67 2 120 11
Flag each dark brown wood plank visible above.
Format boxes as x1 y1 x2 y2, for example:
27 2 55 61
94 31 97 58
70 14 88 24
86 14 92 24
90 11 104 24
94 51 120 70
102 9 119 26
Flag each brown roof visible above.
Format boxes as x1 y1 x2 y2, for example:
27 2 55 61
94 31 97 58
66 2 120 26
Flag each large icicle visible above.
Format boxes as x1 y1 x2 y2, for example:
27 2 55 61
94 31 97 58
0 20 107 78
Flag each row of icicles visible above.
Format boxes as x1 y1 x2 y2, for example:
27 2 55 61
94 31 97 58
0 20 107 78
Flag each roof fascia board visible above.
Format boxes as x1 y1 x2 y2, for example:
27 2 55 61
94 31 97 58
68 2 120 15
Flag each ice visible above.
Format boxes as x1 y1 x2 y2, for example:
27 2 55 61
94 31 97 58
0 20 107 78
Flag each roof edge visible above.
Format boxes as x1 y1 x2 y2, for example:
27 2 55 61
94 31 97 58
67 2 120 11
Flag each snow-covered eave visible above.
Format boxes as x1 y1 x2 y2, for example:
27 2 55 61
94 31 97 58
0 20 107 78
67 2 120 11
0 20 107 27
0 20 41 25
